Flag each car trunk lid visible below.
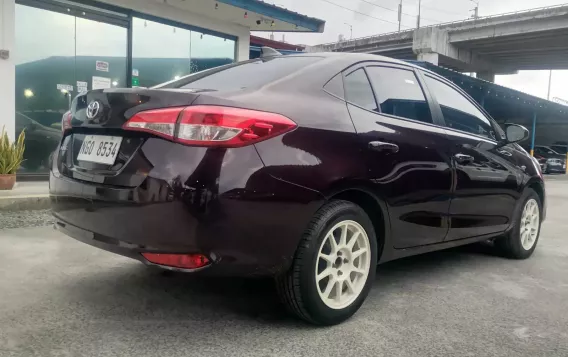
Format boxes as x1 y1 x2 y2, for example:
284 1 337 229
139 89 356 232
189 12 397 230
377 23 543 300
56 88 205 185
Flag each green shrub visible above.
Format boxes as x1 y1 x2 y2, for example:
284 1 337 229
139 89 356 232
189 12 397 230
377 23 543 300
0 127 25 174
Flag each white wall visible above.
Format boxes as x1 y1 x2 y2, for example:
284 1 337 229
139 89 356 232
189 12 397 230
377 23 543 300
97 0 250 61
0 0 15 141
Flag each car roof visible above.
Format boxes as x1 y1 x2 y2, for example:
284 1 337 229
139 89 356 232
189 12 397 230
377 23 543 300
287 51 409 63
274 52 454 89
282 52 432 72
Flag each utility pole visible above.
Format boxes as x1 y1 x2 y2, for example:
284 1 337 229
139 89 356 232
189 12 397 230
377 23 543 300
416 0 421 28
470 0 479 19
344 22 353 40
398 0 402 32
547 70 553 100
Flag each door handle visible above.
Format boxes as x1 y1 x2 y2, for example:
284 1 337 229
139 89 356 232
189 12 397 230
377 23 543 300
454 153 474 164
368 141 399 153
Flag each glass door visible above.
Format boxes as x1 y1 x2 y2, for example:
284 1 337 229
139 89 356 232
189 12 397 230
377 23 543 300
75 18 127 93
132 17 192 88
15 4 75 172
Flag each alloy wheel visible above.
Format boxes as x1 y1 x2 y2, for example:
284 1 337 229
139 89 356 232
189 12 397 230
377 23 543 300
315 220 371 309
520 198 540 250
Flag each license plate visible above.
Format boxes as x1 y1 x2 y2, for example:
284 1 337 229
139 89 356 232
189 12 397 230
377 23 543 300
77 135 122 165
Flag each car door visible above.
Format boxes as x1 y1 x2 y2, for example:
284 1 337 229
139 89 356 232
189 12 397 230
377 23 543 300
421 74 523 240
343 63 453 248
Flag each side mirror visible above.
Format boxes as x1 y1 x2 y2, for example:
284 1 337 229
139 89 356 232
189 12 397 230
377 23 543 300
505 124 529 144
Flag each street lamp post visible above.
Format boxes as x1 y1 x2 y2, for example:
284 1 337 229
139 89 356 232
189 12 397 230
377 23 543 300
344 22 353 40
470 0 479 19
398 0 402 32
416 0 421 28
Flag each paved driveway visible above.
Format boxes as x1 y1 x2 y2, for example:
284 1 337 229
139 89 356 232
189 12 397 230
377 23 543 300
1 180 567 357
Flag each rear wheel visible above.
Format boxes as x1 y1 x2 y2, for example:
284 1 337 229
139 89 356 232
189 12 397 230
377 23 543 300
495 189 541 259
276 200 377 325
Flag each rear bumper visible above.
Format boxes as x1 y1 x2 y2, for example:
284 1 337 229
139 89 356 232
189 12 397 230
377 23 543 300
50 144 324 276
546 166 565 173
53 218 213 273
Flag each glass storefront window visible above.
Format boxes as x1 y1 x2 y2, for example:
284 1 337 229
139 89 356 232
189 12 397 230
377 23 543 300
189 31 236 73
15 4 236 174
75 18 128 91
15 5 75 172
132 17 236 88
132 18 192 88
15 4 127 173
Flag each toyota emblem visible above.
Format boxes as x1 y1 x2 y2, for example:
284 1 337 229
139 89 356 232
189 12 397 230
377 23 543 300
86 101 101 120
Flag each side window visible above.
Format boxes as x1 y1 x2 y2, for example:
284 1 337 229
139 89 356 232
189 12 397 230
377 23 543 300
365 66 433 123
343 68 377 111
323 74 345 99
323 73 345 99
424 76 495 139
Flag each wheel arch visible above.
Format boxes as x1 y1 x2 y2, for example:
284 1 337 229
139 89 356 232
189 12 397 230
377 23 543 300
328 187 390 261
527 179 545 206
526 178 546 221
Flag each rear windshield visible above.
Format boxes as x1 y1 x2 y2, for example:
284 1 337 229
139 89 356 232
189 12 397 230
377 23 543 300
156 56 322 91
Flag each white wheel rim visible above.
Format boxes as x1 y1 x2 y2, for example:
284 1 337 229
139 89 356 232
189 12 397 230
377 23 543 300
520 198 540 250
315 220 371 310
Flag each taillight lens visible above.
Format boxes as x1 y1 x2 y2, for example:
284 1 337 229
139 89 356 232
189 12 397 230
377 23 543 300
62 111 72 133
141 253 210 270
123 105 296 147
122 107 183 140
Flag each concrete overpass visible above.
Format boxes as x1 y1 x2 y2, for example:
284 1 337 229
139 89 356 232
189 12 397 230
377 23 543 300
308 4 568 81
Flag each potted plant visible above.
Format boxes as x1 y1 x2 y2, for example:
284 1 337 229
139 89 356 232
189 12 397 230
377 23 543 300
0 126 25 190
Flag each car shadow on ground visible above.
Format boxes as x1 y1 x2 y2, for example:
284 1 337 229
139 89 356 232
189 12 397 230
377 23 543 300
67 242 503 327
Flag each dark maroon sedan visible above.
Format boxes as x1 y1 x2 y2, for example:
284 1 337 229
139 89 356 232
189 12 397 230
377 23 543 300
50 53 545 325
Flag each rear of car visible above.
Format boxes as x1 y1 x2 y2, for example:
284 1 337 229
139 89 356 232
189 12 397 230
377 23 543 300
50 56 326 275
544 157 566 173
534 146 566 173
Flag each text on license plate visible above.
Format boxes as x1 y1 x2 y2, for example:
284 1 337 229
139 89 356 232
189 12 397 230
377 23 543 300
77 135 123 165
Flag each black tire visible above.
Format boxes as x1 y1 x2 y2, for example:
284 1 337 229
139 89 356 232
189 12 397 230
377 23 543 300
495 188 542 259
276 200 378 325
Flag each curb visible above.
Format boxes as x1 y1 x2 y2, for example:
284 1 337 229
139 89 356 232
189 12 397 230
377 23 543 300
0 195 51 212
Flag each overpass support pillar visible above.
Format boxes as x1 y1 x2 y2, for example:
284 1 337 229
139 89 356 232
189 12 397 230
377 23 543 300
417 52 439 65
477 71 496 83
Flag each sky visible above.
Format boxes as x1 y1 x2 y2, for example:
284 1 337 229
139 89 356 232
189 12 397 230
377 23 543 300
254 0 568 102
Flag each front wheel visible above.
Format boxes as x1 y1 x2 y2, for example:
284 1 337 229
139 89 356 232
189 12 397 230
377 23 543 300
495 189 542 259
277 200 378 325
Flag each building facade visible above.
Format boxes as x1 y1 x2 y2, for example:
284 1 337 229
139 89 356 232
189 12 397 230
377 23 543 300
0 0 323 175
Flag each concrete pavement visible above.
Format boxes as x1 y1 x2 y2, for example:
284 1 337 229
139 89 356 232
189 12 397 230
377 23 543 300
0 181 49 211
1 181 567 356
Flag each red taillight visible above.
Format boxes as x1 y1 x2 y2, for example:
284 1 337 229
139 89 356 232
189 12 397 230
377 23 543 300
123 105 296 147
141 253 210 270
62 111 72 133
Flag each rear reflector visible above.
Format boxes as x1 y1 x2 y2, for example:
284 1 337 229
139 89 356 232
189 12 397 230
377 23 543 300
123 105 296 147
141 253 210 270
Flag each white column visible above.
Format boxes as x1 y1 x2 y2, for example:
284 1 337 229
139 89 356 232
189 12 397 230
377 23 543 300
417 52 439 65
0 0 15 141
236 33 250 61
